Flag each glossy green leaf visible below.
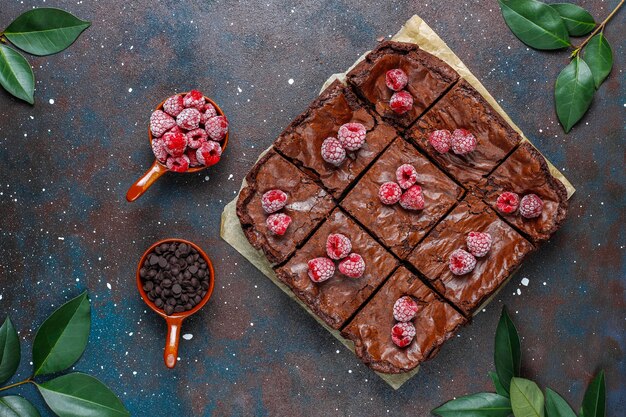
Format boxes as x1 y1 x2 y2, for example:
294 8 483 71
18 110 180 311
0 396 41 417
545 388 576 417
4 8 90 56
580 371 605 417
510 377 545 417
494 307 520 394
432 392 512 417
489 371 509 397
37 373 129 417
0 45 34 104
498 0 570 50
0 318 20 385
32 292 90 376
584 34 613 88
555 56 595 132
550 4 595 36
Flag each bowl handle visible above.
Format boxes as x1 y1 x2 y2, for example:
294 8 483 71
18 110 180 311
164 316 183 368
126 160 168 202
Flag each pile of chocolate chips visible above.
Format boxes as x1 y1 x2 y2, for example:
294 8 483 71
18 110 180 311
139 241 210 315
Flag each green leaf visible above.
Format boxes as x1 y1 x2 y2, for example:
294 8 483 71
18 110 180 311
0 45 34 104
0 318 21 385
4 8 90 56
498 0 570 50
37 373 129 417
549 4 595 36
545 388 576 417
510 377 545 417
584 34 613 89
580 371 605 417
32 292 91 376
555 56 595 132
494 307 520 394
432 392 512 417
0 396 41 417
489 371 509 397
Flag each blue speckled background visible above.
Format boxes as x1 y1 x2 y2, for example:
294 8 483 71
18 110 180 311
0 1 624 416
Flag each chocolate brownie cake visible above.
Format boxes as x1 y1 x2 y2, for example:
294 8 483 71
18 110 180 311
347 41 459 129
274 208 399 329
341 267 466 374
274 80 398 199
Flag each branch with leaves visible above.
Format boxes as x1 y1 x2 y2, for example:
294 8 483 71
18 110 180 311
498 0 621 133
432 307 605 417
0 292 130 417
0 7 90 104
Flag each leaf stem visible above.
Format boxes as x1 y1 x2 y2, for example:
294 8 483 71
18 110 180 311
0 378 34 392
571 0 624 57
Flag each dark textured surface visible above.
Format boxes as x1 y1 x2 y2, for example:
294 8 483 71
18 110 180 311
0 1 623 416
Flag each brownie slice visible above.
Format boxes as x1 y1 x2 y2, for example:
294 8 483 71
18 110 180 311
407 79 522 187
407 196 534 316
347 41 459 129
274 80 398 199
482 142 569 243
236 150 335 264
275 208 398 330
341 266 466 374
341 138 463 259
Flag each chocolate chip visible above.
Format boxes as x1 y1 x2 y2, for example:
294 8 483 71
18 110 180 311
172 284 182 295
158 257 168 268
174 306 185 313
149 254 159 265
164 305 174 315
155 298 164 308
188 265 198 274
139 268 147 278
143 281 154 291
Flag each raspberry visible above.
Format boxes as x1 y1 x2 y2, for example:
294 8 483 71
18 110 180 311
451 129 477 155
183 90 205 110
261 189 288 214
196 140 222 167
167 125 183 135
176 108 201 130
385 68 408 91
185 128 208 149
321 137 346 166
519 194 543 218
166 155 190 173
199 103 217 124
266 213 292 236
205 116 229 141
448 249 477 275
337 122 367 151
338 253 366 278
163 95 184 117
396 164 418 189
393 296 419 322
399 185 425 211
391 322 416 348
150 110 176 138
186 149 201 167
307 257 335 283
379 182 402 205
389 90 413 114
163 131 188 157
496 192 520 214
429 129 452 154
326 233 352 260
466 231 493 257
151 138 168 163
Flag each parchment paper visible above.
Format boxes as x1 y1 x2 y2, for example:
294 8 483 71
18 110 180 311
220 15 576 390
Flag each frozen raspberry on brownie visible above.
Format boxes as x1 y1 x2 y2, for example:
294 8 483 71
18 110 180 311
379 182 402 205
326 233 352 260
451 129 477 155
266 213 292 236
428 129 452 154
150 110 176 138
261 189 288 214
151 138 168 163
399 185 425 211
166 155 190 173
519 194 543 218
185 128 208 149
163 95 185 117
466 231 493 257
205 116 229 141
393 296 419 322
391 322 416 348
307 257 335 283
196 141 222 167
389 90 413 114
385 68 408 91
186 149 201 167
183 90 205 110
338 253 365 278
321 137 346 166
337 122 367 151
448 249 477 275
177 108 201 130
496 191 520 214
200 103 218 124
163 131 188 157
396 164 418 189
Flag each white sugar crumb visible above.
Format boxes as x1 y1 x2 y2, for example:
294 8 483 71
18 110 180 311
182 334 193 340
106 283 112 290
516 288 522 295
128 88 133 93
49 99 55 104
288 78 294 85
521 278 529 286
